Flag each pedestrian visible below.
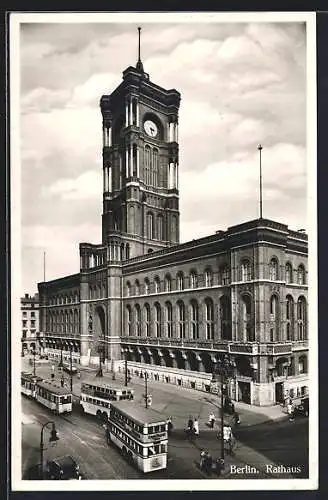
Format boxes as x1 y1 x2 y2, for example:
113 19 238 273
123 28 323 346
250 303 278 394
208 412 216 429
186 417 194 440
223 424 233 455
234 411 240 425
204 452 213 476
52 364 55 373
287 402 294 421
60 377 64 388
193 418 199 437
199 449 206 471
167 416 173 436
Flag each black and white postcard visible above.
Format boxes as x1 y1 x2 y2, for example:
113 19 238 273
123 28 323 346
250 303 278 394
10 11 318 491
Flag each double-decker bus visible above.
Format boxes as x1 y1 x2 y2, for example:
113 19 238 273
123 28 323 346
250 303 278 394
80 379 134 422
106 401 168 473
21 372 43 398
34 379 73 414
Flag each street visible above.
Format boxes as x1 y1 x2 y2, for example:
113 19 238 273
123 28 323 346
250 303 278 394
20 357 309 480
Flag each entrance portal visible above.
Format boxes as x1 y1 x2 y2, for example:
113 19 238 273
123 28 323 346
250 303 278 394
275 382 284 404
238 381 251 404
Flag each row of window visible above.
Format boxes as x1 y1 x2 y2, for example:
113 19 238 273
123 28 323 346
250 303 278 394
47 309 80 334
47 293 80 306
126 262 307 296
22 319 36 327
37 388 72 404
22 311 36 317
125 295 307 342
81 395 110 408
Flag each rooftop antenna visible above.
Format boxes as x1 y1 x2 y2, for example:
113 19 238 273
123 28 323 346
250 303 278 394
136 27 144 72
257 144 263 219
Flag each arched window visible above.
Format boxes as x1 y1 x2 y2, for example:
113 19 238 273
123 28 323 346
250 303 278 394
241 259 252 281
190 300 199 339
269 258 279 281
152 148 159 187
189 270 198 289
176 272 184 291
126 306 132 336
144 278 150 295
144 303 151 337
297 264 306 285
146 212 154 240
135 280 140 296
270 295 279 341
205 298 214 340
145 146 151 185
220 295 231 340
205 268 213 287
297 296 307 340
241 295 253 341
154 303 161 337
157 215 164 241
126 243 130 260
134 305 141 336
285 262 292 284
126 281 131 297
286 295 294 341
165 302 173 338
154 276 161 294
164 274 172 292
219 265 230 285
177 301 186 338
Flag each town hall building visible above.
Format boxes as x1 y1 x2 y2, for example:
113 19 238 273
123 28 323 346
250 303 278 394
38 39 308 406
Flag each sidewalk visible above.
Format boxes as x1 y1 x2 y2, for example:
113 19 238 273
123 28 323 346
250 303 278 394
92 367 287 424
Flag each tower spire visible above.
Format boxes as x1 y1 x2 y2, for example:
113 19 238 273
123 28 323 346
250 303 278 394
136 26 144 72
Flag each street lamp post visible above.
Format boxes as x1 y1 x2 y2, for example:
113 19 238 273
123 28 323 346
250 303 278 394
39 421 59 479
58 340 63 368
212 355 236 474
96 343 103 378
32 348 36 377
69 342 73 392
145 371 149 408
123 349 128 387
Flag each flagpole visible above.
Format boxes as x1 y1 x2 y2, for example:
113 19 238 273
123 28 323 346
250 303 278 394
257 144 263 219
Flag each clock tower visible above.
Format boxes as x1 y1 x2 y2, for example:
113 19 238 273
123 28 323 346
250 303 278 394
100 29 181 259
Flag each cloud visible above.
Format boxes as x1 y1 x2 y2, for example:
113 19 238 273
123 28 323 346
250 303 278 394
21 223 101 294
17 20 308 293
43 170 101 200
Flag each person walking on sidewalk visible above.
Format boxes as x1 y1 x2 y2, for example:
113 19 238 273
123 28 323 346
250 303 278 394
167 416 173 436
186 417 194 440
208 412 216 429
287 402 295 422
193 418 199 437
199 449 206 471
233 411 241 426
204 452 213 476
223 424 233 455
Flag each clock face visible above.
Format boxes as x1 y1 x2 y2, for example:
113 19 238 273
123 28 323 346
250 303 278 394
144 120 158 138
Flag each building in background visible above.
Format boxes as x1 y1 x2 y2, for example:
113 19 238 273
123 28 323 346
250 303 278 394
38 44 308 406
21 293 41 355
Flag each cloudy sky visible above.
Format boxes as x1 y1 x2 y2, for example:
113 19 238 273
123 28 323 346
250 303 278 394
17 15 309 294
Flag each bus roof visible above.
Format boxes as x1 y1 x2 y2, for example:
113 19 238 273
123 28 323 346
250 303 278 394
110 401 166 426
21 372 43 382
82 378 134 392
36 379 72 396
